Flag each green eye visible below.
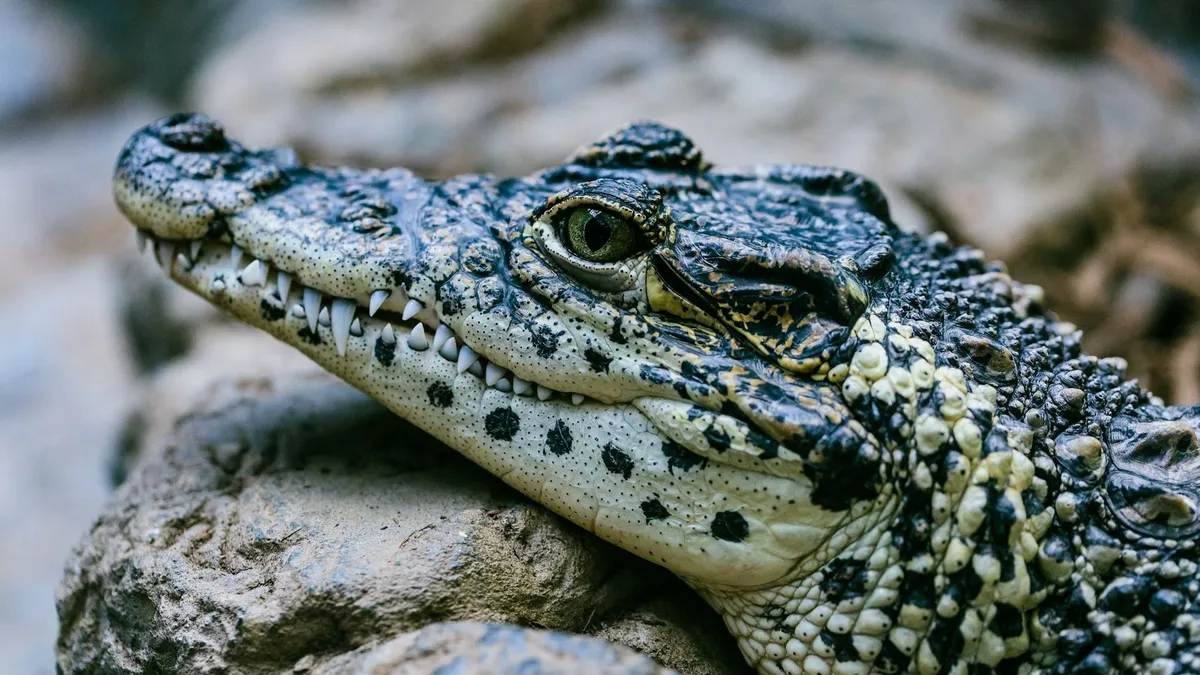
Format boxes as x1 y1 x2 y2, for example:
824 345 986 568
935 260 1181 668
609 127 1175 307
563 207 638 263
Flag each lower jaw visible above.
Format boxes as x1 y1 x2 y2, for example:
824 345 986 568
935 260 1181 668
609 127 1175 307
137 230 592 406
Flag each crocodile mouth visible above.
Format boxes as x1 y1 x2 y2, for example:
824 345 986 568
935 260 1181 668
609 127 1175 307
135 229 592 406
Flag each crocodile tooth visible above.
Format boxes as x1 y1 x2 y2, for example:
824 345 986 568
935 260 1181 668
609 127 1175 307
154 241 176 269
467 360 484 377
241 260 267 286
433 324 453 351
189 240 203 261
439 337 458 362
230 244 244 271
291 304 305 318
318 306 331 327
330 298 356 356
211 278 226 292
136 230 149 253
536 385 553 401
276 270 292 302
303 287 322 332
457 345 480 374
401 298 422 320
512 377 531 396
485 363 506 386
369 289 390 316
349 317 364 337
408 323 428 351
570 394 585 405
494 378 512 393
381 323 396 345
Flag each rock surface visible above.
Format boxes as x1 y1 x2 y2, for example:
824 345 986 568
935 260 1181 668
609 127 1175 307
56 325 749 675
318 621 675 674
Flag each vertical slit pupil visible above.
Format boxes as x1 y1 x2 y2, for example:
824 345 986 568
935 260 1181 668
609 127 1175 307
584 211 613 252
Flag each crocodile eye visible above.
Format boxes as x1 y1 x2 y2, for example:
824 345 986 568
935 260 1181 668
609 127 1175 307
561 207 637 263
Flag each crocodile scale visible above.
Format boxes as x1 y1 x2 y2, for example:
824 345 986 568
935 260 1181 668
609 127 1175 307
113 113 1200 675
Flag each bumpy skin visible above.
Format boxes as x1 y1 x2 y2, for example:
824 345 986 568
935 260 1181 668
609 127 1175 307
114 114 1200 675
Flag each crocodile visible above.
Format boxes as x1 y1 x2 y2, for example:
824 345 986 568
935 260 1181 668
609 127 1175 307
112 113 1200 675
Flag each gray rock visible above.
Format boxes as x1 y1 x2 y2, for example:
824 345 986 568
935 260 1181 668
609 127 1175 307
0 259 139 675
57 326 741 674
317 621 675 674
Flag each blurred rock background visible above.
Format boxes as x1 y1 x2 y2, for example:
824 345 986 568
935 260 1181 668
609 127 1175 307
2 0 1199 672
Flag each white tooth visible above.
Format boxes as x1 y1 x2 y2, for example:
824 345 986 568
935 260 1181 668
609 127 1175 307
318 306 331 327
330 298 356 356
402 298 422 320
211 278 226 292
303 288 322 332
349 317 363 337
291 304 305 318
407 323 428 351
467 361 484 377
433 324 453 351
230 244 243 270
369 290 390 316
189 240 203 261
136 231 149 253
381 323 396 345
485 363 506 386
457 345 479 374
494 378 512 393
571 393 585 405
513 377 531 395
536 385 553 401
241 260 266 286
276 271 292 302
439 337 458 361
155 241 176 269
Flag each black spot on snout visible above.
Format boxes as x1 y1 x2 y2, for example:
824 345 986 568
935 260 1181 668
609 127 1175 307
531 324 561 358
374 336 396 367
640 498 669 523
485 407 521 441
259 297 286 321
711 511 749 542
584 348 612 373
662 440 706 474
602 443 634 479
427 381 453 408
545 420 573 456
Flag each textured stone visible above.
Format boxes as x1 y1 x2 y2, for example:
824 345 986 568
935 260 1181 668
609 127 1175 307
317 621 675 674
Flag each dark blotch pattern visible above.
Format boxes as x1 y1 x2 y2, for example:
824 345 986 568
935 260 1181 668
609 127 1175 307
640 498 669 523
710 511 749 542
602 443 634 480
485 407 521 441
584 348 612 373
259 297 286 321
374 336 396 366
426 381 453 408
662 440 707 474
545 420 572 456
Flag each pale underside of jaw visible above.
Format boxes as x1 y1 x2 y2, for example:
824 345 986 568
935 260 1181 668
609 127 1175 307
135 229 590 405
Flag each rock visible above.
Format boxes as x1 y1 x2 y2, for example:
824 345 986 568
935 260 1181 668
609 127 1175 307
0 100 164 295
597 591 755 675
0 0 98 125
56 325 740 674
317 621 675 674
189 0 602 165
0 259 139 675
188 0 1200 257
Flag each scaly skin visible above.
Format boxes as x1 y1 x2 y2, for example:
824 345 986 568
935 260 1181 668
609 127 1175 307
113 113 1200 675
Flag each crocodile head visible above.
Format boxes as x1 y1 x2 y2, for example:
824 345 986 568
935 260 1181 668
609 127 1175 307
115 113 1200 674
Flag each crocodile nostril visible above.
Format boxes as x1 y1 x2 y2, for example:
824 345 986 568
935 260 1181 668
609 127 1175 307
157 113 227 153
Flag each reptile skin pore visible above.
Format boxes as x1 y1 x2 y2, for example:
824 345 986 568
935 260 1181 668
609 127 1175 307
114 114 1200 675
